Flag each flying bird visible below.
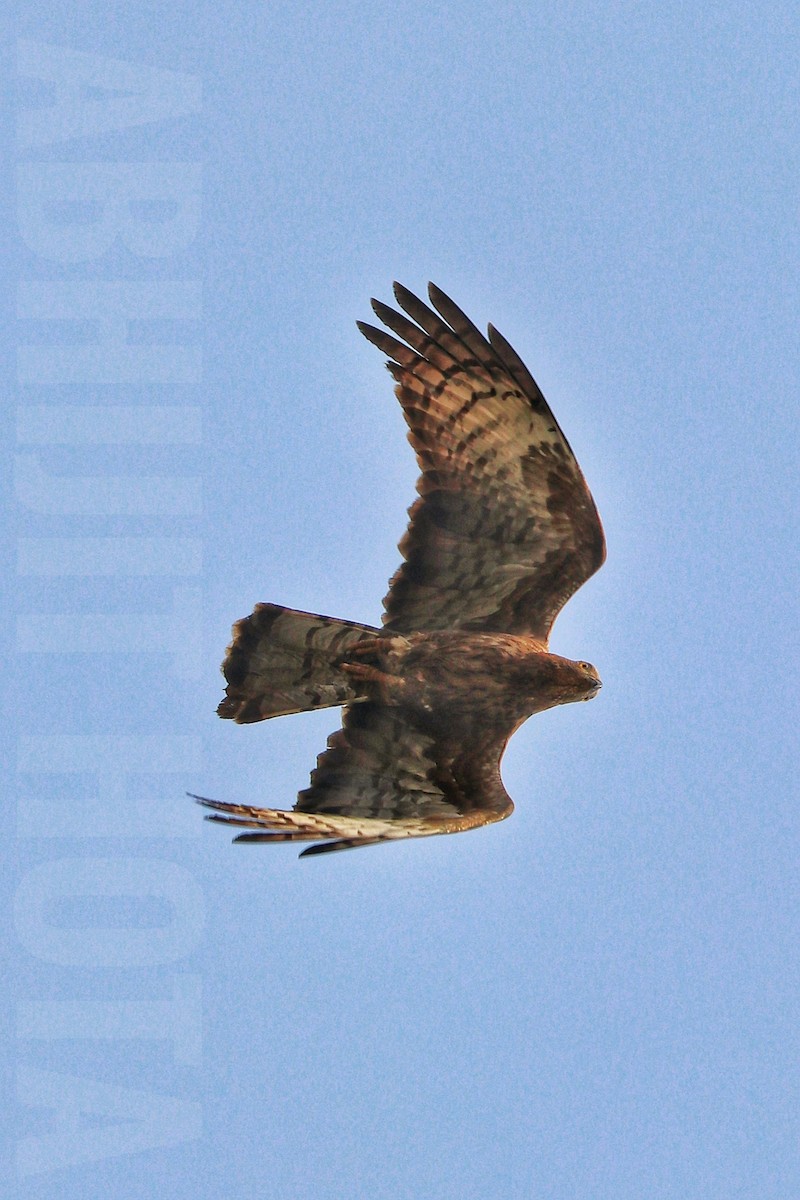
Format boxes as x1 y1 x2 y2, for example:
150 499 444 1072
194 283 605 856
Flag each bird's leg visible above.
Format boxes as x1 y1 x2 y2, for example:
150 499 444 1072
338 634 412 703
346 634 411 661
340 659 409 704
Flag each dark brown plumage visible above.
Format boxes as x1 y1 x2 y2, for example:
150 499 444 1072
194 283 605 855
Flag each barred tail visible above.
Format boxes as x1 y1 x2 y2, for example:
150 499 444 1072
217 603 380 723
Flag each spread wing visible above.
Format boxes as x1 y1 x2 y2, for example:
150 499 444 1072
194 703 512 856
358 283 605 641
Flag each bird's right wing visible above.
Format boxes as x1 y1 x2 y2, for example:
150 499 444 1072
359 283 605 641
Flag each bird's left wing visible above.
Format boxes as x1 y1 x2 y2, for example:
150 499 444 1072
193 703 512 856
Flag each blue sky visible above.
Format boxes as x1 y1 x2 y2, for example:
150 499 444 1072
6 4 799 1198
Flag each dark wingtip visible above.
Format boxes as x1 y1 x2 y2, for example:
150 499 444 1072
427 281 447 307
392 280 419 309
357 319 390 349
298 840 344 858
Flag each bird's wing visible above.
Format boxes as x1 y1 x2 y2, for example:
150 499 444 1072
194 702 512 856
358 283 605 640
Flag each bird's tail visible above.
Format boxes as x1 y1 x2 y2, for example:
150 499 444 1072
217 603 381 723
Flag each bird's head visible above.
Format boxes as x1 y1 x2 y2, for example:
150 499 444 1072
571 658 602 700
528 653 602 707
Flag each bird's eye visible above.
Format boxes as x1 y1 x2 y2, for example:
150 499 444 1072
579 662 593 672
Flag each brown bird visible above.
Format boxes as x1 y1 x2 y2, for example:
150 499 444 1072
193 283 605 856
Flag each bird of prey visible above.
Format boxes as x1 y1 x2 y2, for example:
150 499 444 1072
193 283 605 856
